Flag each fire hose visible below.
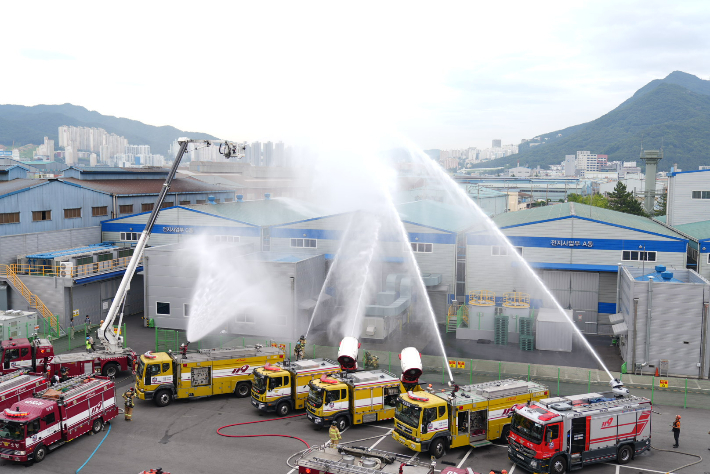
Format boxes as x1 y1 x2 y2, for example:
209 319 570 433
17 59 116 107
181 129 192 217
217 413 311 449
650 445 703 472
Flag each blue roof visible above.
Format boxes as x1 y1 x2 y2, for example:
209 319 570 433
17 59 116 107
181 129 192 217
669 168 710 177
25 243 116 259
635 266 683 282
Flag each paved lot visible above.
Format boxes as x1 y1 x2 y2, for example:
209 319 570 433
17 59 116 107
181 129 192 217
2 315 706 473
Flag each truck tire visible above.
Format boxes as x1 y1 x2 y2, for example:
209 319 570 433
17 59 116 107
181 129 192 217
617 445 633 464
235 382 251 398
102 362 119 378
549 456 567 474
33 444 47 463
429 438 446 459
91 418 103 434
335 415 349 431
276 402 291 417
154 389 172 407
500 425 510 441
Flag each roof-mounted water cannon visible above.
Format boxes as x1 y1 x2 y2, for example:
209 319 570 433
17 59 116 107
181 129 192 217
399 347 423 391
337 337 359 371
609 378 629 397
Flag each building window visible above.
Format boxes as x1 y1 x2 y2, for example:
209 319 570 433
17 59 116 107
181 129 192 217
196 200 206 204
0 212 20 224
119 204 134 214
97 253 113 262
118 248 134 258
120 232 139 241
213 198 220 203
156 302 170 315
411 242 433 253
514 246 523 256
235 312 255 323
63 208 81 219
92 206 108 217
161 201 174 209
142 203 154 212
179 200 191 205
291 238 317 248
75 256 93 266
214 235 240 243
224 198 234 203
691 191 710 199
184 303 190 318
708 254 710 264
622 250 657 262
491 245 509 256
32 210 51 221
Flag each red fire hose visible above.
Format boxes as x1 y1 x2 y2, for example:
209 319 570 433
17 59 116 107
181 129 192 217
217 413 310 448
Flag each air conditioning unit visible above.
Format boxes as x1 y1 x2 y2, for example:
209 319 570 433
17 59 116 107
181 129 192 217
59 262 74 278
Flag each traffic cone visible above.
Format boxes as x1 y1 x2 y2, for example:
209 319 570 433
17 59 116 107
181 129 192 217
654 367 659 377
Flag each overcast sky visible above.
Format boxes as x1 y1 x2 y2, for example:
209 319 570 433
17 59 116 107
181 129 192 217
3 1 709 150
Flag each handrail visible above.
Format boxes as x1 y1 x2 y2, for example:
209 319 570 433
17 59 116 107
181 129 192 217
0 264 61 337
9 256 141 279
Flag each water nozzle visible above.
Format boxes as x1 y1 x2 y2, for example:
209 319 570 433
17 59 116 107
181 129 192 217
609 378 629 397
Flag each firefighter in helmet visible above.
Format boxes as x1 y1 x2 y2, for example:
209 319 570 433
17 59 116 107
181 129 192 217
294 335 306 361
123 386 137 421
329 421 342 447
363 351 379 370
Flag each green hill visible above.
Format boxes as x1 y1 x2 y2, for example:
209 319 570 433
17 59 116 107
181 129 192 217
0 103 218 155
472 71 710 172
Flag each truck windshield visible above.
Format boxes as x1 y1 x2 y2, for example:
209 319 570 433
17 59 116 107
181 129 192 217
511 413 544 445
395 400 421 427
0 420 25 441
138 359 146 378
253 372 267 393
308 386 324 407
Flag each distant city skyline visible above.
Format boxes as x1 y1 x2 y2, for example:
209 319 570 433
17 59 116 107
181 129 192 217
2 2 710 151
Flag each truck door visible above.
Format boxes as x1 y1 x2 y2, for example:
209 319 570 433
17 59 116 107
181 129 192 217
570 417 587 459
469 409 487 442
145 363 161 387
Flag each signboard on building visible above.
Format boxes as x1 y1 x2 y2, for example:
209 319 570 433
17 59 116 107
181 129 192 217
0 151 12 156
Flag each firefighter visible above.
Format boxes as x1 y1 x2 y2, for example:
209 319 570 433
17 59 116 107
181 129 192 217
60 366 69 382
85 337 93 353
425 383 434 394
329 421 342 447
363 351 379 370
294 335 306 361
672 415 681 448
123 386 137 421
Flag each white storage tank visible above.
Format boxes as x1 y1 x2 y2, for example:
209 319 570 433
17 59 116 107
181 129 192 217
0 310 38 340
502 292 531 335
535 308 573 352
469 290 496 331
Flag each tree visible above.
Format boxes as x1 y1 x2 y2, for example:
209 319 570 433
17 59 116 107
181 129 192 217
567 193 609 208
607 181 647 216
655 190 667 216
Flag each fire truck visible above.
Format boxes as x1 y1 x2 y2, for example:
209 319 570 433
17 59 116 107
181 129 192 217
135 345 284 407
251 358 341 416
1 336 135 378
306 338 423 431
297 443 437 474
0 375 118 463
0 371 49 412
508 380 651 474
392 379 548 458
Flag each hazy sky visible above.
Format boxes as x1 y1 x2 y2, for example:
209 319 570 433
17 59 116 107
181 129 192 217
4 1 710 150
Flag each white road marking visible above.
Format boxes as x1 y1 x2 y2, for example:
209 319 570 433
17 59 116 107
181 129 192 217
615 465 620 474
509 465 516 474
604 463 674 474
286 469 295 474
369 424 394 430
457 448 473 468
369 429 393 450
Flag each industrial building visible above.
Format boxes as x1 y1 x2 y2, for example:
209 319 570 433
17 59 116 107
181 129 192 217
464 202 688 336
615 265 709 378
667 168 710 225
454 176 598 202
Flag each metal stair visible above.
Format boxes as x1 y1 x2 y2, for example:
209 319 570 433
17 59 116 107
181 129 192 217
0 264 63 337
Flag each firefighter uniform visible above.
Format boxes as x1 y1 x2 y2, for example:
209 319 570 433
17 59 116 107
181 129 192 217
672 415 681 447
329 423 342 447
123 388 136 421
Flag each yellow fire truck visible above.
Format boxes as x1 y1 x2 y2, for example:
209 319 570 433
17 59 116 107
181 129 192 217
251 358 341 416
392 379 549 458
135 345 284 407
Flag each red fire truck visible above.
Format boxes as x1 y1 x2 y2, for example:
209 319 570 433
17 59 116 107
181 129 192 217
1 337 134 378
508 380 651 474
0 375 118 463
0 371 50 413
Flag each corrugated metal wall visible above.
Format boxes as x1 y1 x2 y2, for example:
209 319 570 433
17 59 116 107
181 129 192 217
0 227 101 265
667 172 710 226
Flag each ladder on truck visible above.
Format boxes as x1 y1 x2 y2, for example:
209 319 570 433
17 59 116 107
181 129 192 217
38 376 106 401
0 372 35 391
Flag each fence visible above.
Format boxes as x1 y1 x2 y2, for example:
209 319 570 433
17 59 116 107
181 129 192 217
154 328 710 410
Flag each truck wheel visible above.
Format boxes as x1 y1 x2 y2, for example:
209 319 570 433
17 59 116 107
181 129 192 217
429 438 445 459
235 382 251 398
154 390 172 407
33 444 47 463
550 456 567 474
335 416 349 431
91 418 103 434
276 402 291 417
102 362 119 378
500 425 510 441
617 445 633 464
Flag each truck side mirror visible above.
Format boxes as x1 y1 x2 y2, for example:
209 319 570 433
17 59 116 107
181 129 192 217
545 431 551 443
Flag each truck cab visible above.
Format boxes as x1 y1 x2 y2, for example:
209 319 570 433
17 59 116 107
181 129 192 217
1 338 53 374
0 399 61 463
136 351 175 403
